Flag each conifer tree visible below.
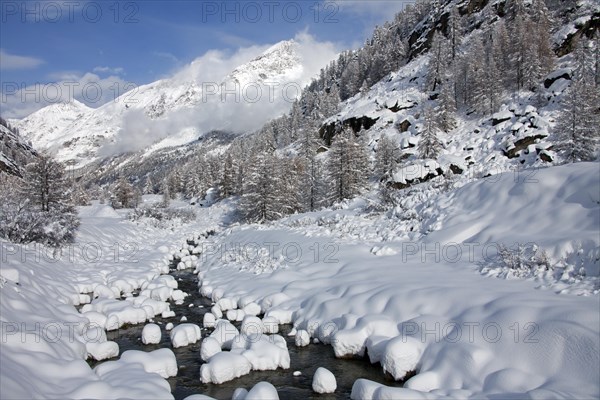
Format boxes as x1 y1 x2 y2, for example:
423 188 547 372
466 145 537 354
554 38 600 162
20 153 71 212
327 128 370 203
419 108 444 159
239 151 281 222
375 134 400 182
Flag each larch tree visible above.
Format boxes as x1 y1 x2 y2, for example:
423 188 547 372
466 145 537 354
427 31 450 93
11 153 80 246
419 108 444 159
20 153 71 212
554 38 600 162
447 6 463 60
375 134 400 182
299 130 325 212
437 81 457 132
112 176 137 209
327 127 370 203
219 152 236 199
240 151 282 222
143 176 155 195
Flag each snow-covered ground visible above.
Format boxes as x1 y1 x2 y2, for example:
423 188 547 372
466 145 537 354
0 198 233 399
1 163 598 399
196 162 599 399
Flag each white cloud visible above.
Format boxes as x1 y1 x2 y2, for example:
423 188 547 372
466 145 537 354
93 66 125 75
0 49 44 70
101 32 341 155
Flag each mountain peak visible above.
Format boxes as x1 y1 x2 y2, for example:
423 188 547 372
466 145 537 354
28 99 91 117
226 39 302 85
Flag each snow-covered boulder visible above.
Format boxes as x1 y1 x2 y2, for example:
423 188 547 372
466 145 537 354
240 316 264 337
141 323 162 345
170 323 201 348
227 309 245 322
242 302 262 316
381 336 423 380
246 381 279 400
231 388 248 400
95 348 177 379
200 337 222 362
200 352 252 384
237 334 290 371
262 316 279 334
203 312 216 328
210 320 239 349
86 341 119 361
295 330 310 347
312 367 337 394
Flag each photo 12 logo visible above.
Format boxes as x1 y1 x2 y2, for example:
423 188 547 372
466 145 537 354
0 241 139 264
1 81 138 107
199 1 339 24
1 1 140 24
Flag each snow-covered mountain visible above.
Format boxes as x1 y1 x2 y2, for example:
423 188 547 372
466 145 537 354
9 100 92 152
13 39 324 168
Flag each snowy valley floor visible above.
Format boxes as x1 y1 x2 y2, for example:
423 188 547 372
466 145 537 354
1 163 599 399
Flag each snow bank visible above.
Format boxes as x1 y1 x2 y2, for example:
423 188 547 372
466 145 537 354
95 348 178 379
0 200 220 399
196 163 599 399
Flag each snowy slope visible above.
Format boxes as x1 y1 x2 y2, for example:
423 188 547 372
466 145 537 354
0 122 38 176
12 100 92 153
196 162 600 399
321 55 566 188
13 39 327 169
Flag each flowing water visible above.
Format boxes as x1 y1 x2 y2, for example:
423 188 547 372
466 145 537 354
90 270 404 399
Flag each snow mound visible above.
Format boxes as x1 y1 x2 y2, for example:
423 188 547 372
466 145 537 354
142 323 162 345
312 367 337 394
295 330 310 347
232 388 249 399
245 381 280 399
203 312 216 328
95 348 177 379
240 315 265 336
210 320 239 349
200 337 222 362
86 341 119 361
170 323 201 348
381 336 423 380
235 334 290 371
200 352 252 384
351 379 429 400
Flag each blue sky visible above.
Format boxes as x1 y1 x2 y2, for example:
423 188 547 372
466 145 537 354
1 1 409 117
